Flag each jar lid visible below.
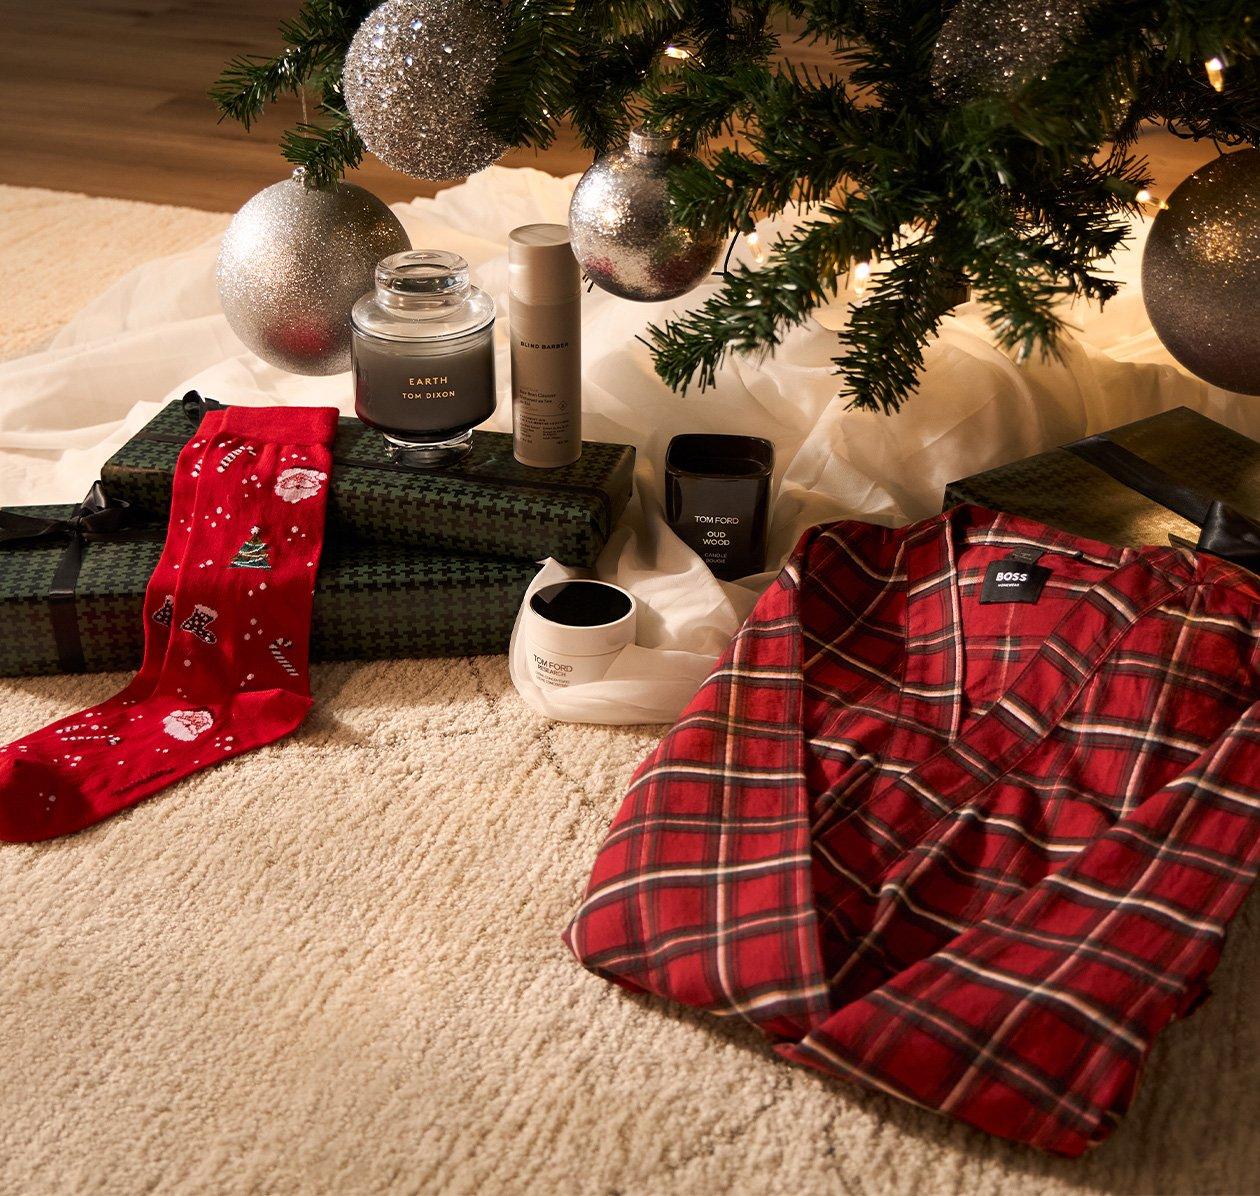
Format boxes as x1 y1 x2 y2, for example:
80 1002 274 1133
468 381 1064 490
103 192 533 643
376 250 470 304
524 580 638 658
352 249 496 343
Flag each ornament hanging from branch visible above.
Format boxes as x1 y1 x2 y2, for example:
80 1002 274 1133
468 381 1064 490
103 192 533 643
569 129 726 303
1142 149 1260 395
343 0 508 180
212 1 1260 413
216 169 410 376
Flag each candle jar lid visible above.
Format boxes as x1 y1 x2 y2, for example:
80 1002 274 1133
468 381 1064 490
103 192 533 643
352 250 496 343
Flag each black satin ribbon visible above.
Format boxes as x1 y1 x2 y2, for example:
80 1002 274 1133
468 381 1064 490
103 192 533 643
0 481 163 673
1195 500 1260 572
171 389 616 534
181 389 226 424
1066 433 1260 572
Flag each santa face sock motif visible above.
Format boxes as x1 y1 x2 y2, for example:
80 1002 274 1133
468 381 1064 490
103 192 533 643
0 405 338 842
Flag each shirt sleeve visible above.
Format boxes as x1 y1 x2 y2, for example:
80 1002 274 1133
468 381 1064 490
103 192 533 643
561 518 912 1039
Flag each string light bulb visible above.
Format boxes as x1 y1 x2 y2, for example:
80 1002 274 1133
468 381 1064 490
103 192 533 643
1135 187 1169 211
852 259 873 296
1205 56 1226 92
663 45 692 60
745 230 767 264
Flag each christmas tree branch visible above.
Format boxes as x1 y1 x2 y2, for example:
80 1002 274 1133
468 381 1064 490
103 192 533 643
209 0 374 186
213 0 1260 411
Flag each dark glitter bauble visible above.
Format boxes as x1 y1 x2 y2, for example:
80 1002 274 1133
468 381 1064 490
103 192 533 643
931 0 1086 101
1142 149 1260 395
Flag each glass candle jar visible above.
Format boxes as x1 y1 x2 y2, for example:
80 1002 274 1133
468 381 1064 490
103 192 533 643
351 250 497 466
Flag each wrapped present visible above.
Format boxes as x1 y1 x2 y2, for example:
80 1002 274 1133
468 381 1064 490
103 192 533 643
944 407 1260 557
102 393 636 566
0 484 536 677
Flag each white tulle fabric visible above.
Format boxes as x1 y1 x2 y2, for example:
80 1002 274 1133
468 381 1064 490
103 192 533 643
0 166 1252 724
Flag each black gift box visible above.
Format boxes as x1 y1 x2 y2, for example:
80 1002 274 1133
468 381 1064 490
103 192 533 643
944 407 1260 551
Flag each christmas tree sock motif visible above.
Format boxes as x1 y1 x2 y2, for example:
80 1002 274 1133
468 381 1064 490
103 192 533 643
231 528 272 570
0 406 338 842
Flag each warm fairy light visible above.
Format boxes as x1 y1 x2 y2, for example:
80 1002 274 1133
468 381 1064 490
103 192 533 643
1205 56 1226 92
663 45 692 60
1135 188 1169 211
852 259 873 296
745 231 767 264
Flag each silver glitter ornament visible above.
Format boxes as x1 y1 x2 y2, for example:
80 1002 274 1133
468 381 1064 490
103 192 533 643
931 0 1086 101
1142 149 1260 395
343 0 507 180
216 170 410 375
568 130 726 303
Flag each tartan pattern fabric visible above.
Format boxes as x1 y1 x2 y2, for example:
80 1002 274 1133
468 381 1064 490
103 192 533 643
564 505 1260 1156
0 505 535 676
102 401 636 567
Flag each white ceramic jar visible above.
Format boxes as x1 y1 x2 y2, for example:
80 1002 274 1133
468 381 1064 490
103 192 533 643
523 580 637 688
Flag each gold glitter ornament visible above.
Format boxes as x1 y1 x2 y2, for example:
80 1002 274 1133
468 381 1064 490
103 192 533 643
931 0 1086 101
1142 149 1260 396
216 170 410 376
343 0 508 180
568 130 725 303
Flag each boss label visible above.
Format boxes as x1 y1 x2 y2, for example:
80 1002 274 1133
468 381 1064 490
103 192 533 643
980 554 1051 604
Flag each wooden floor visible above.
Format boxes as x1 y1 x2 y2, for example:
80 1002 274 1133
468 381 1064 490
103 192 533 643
0 0 1212 213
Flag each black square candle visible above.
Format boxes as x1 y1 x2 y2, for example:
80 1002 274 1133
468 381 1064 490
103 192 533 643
665 434 774 580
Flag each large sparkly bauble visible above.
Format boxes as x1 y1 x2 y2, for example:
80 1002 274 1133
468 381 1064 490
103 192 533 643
343 0 507 180
1142 150 1260 395
216 171 410 375
931 0 1086 101
568 130 726 303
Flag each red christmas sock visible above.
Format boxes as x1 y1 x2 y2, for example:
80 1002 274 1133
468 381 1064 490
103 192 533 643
0 405 338 841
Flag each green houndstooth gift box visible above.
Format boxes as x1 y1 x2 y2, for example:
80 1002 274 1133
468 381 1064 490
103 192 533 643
101 394 636 566
0 492 536 677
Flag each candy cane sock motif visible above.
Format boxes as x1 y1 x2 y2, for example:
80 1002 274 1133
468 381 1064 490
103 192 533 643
55 723 122 747
0 404 338 843
217 443 256 473
268 638 300 677
179 604 219 645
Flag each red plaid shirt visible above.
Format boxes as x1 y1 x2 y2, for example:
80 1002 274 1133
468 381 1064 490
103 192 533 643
564 506 1260 1156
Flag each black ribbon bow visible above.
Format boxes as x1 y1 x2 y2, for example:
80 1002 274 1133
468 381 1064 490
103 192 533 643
0 481 163 673
1195 500 1260 572
181 389 225 426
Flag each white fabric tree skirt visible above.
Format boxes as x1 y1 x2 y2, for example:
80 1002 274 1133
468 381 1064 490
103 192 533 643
1 166 1250 725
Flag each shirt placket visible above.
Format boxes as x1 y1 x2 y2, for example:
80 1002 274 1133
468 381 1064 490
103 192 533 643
820 511 1190 917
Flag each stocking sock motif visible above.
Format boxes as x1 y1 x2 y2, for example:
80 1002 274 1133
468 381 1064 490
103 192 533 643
0 405 338 842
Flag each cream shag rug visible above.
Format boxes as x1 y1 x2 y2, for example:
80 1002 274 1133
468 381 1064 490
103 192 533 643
1 186 1258 1196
